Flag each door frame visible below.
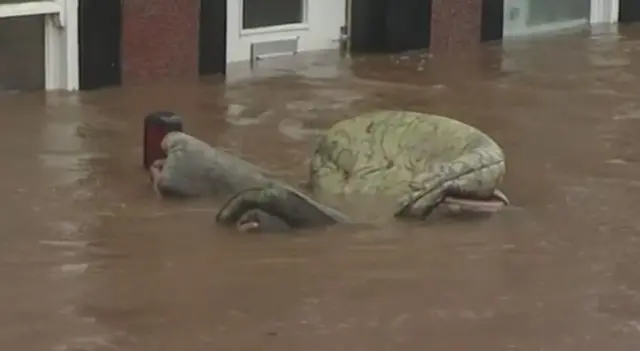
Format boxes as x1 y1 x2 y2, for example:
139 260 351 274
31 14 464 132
0 0 78 91
199 0 227 76
618 0 640 23
347 0 432 54
591 0 619 24
78 0 121 90
481 0 504 42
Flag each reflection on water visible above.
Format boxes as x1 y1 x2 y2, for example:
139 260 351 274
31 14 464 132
2 25 640 350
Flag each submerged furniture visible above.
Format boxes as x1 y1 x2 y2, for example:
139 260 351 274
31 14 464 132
309 110 509 218
143 110 509 232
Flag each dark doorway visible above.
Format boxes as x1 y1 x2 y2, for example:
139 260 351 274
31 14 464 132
350 0 431 54
619 0 640 23
0 15 45 92
199 0 227 76
78 0 121 90
481 0 504 42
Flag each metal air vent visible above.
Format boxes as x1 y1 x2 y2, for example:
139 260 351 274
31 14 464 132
250 37 299 64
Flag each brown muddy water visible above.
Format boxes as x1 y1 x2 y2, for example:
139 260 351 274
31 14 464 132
3 25 640 350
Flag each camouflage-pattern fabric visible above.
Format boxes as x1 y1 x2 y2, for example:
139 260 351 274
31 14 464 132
309 110 508 219
154 131 272 198
216 184 351 229
154 132 348 229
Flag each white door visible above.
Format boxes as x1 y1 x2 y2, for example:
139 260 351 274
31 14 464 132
227 0 347 63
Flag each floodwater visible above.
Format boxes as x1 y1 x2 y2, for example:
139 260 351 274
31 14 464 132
3 24 640 350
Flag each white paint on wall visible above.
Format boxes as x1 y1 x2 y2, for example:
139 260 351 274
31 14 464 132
45 0 79 91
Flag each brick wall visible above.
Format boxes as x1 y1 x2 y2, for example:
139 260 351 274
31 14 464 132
118 0 485 84
430 0 483 54
121 0 200 85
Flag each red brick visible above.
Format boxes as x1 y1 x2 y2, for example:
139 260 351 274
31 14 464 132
430 0 483 55
122 0 200 85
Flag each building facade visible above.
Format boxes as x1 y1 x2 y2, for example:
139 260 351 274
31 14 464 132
0 0 635 92
0 0 78 92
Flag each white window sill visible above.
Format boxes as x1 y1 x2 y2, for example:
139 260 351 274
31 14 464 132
241 23 309 37
0 1 61 19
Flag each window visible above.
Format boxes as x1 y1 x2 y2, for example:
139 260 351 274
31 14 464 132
0 0 53 3
242 0 304 30
527 0 591 26
504 0 591 37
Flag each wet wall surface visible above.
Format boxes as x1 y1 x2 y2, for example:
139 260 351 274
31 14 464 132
2 25 640 350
